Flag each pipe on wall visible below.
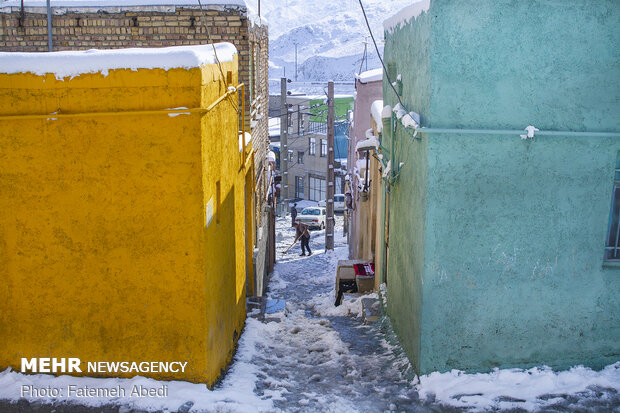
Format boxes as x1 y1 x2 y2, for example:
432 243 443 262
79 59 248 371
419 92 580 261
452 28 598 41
413 127 620 138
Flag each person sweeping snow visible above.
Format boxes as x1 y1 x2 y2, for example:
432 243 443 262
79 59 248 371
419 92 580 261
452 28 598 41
293 222 312 256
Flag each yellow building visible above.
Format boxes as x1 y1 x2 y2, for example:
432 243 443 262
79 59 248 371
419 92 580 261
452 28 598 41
0 44 253 385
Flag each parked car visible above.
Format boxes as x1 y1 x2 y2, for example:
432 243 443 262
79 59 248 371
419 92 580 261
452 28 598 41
295 206 327 229
318 194 346 212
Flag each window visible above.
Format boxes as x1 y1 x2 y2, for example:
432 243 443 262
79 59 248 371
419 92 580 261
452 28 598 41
605 155 620 261
309 137 316 156
295 176 304 199
320 139 327 157
309 176 326 201
288 150 293 163
297 151 304 165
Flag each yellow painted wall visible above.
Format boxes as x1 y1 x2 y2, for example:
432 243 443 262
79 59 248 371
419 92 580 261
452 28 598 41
0 54 251 385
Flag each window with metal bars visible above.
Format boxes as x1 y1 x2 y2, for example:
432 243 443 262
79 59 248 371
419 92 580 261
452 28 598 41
604 156 620 261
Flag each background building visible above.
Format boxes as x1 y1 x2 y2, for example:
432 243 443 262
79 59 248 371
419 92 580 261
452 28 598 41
347 68 382 262
269 94 352 206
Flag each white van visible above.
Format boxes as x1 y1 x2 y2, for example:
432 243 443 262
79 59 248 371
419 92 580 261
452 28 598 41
318 194 346 212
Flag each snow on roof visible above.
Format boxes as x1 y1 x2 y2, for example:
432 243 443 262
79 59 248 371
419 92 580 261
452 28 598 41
355 68 382 84
370 100 383 132
289 199 318 210
0 43 237 79
383 0 430 32
355 134 379 152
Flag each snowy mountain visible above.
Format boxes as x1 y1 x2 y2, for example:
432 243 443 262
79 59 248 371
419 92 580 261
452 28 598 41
246 0 412 92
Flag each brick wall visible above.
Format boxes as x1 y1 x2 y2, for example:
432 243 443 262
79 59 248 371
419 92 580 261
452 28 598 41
0 4 270 249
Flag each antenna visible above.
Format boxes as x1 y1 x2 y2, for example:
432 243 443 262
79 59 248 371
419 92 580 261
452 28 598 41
358 37 368 74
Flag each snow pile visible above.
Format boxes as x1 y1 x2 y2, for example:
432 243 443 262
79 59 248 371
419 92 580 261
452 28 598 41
267 265 290 292
309 291 378 318
383 0 431 33
418 362 620 411
370 100 384 132
0 43 237 79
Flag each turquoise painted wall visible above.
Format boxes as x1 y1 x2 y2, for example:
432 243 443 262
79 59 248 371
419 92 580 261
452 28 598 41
382 6 433 374
383 0 620 374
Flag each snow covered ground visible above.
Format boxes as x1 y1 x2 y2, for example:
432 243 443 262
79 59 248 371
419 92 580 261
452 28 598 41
1 215 619 412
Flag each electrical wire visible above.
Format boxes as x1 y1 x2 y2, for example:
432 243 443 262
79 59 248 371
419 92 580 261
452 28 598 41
356 0 404 108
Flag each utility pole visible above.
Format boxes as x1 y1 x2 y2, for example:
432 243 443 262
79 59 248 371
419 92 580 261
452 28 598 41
280 78 289 207
325 81 335 251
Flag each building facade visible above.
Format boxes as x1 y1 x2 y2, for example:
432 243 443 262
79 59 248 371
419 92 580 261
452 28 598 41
381 0 620 375
0 0 271 295
272 95 349 204
0 44 252 385
287 96 330 202
347 69 382 263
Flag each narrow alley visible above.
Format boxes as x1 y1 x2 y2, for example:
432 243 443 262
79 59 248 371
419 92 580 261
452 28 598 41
247 215 421 412
211 216 620 413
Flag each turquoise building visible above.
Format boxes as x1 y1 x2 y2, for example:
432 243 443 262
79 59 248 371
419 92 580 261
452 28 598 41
380 0 620 375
